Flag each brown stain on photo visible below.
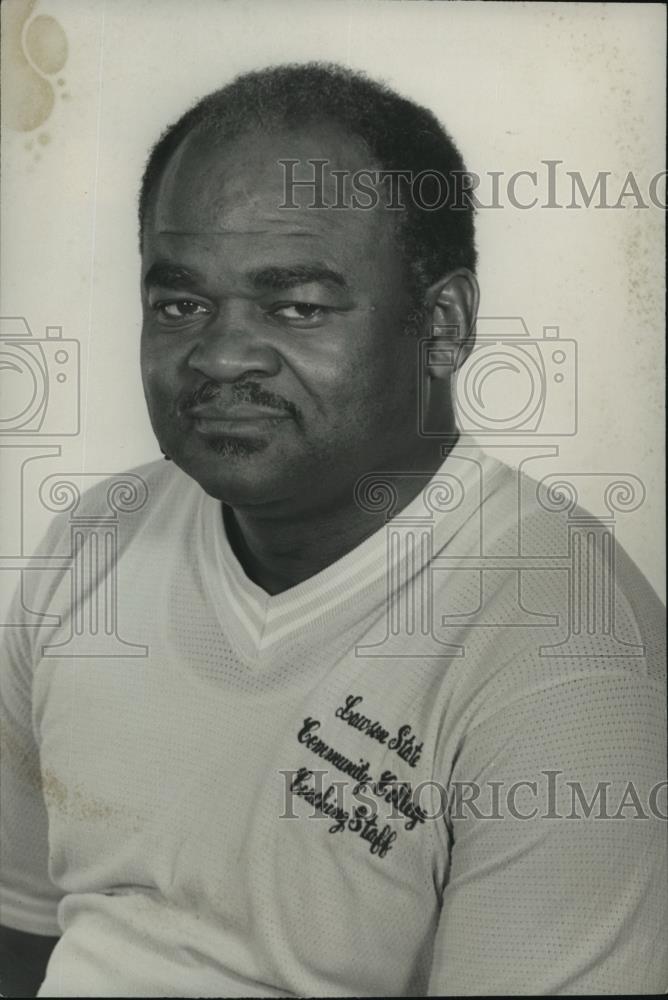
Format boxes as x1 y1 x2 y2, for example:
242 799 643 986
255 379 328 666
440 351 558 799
42 766 142 826
2 0 68 133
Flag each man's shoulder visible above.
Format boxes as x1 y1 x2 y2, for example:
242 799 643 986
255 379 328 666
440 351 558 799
444 450 666 695
34 458 199 559
10 459 202 643
72 457 184 516
478 454 663 599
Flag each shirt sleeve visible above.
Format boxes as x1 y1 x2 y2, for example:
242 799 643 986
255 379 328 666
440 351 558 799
1 562 65 937
427 669 667 996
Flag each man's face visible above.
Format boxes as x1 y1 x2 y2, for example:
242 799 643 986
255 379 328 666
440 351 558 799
140 124 425 513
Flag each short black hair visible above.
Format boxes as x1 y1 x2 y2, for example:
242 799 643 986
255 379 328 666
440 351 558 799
138 62 476 329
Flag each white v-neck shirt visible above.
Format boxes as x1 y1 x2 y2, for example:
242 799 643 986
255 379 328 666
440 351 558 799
1 438 666 996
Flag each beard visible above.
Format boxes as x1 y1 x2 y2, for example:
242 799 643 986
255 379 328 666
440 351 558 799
202 435 268 459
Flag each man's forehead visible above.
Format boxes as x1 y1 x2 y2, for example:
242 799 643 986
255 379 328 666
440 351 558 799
149 124 386 235
142 224 375 290
150 204 368 241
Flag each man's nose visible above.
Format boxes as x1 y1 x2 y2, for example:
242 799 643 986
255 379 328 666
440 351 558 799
186 301 281 382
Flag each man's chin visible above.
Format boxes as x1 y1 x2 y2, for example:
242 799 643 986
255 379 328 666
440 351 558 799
199 434 267 459
168 437 289 506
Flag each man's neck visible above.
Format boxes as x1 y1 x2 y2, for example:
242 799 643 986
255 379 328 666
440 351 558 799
223 435 458 596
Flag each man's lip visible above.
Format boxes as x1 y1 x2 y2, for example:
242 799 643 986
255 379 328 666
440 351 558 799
185 402 291 421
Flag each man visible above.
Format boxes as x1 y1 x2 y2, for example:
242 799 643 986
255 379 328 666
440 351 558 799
1 63 665 997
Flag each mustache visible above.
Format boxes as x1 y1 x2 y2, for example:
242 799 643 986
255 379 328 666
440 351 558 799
178 380 301 420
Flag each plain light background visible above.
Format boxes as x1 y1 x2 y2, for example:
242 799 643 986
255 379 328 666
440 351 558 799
1 0 665 603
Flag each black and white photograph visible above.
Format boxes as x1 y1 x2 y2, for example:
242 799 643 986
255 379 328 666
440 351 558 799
1 1 666 995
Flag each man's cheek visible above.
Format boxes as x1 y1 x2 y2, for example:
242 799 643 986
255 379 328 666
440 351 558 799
141 360 170 407
144 381 177 433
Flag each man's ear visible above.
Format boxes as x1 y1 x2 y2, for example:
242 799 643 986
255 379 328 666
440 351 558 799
424 268 479 379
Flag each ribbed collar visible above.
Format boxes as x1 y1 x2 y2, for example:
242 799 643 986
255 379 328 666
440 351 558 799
195 436 502 662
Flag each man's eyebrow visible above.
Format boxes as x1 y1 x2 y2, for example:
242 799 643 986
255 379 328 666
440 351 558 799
247 265 348 291
143 261 350 293
143 262 202 289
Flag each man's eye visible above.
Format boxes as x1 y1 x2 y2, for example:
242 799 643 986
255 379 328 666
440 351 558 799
269 303 329 323
153 300 209 321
